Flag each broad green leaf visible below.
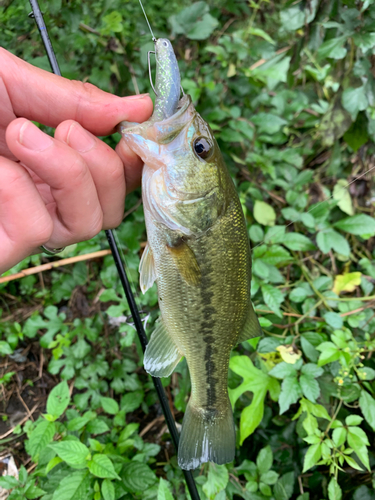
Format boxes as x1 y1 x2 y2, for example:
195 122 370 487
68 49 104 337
87 454 120 480
318 36 347 60
256 446 273 474
27 420 55 460
202 463 229 499
334 214 375 235
260 470 279 485
45 456 63 474
342 86 368 120
50 440 90 466
52 470 90 500
299 375 320 403
283 233 315 251
346 415 363 426
332 427 347 447
46 381 70 419
328 477 342 500
323 312 343 329
273 471 294 500
261 283 284 318
301 364 323 378
303 443 321 472
316 341 340 366
278 376 302 414
347 430 370 470
86 419 110 435
332 272 362 295
316 229 350 257
229 356 279 443
100 397 119 415
157 478 174 500
269 362 297 379
101 479 115 500
359 390 375 431
122 462 157 492
0 476 19 489
333 180 354 215
253 200 276 226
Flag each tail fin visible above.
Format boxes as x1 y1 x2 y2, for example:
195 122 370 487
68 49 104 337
178 399 235 470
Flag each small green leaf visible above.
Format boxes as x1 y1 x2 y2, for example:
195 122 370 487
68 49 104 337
334 214 375 236
283 233 315 251
345 415 363 426
0 476 19 489
50 440 90 466
303 443 322 472
261 284 284 318
254 200 276 226
202 463 229 499
101 479 115 500
328 477 342 500
256 445 273 474
278 376 302 414
342 87 368 120
157 478 174 500
87 454 120 480
27 420 55 460
100 397 119 415
260 470 279 485
332 427 347 447
273 471 294 500
324 312 343 329
52 470 90 500
46 381 70 419
122 462 157 492
359 390 375 431
299 375 320 403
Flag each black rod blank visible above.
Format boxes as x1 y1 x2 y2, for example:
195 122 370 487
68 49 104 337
28 1 200 497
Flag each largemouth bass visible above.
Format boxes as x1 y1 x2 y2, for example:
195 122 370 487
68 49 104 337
120 39 262 470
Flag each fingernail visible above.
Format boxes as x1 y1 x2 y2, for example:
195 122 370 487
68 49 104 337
19 122 53 151
67 123 96 153
124 93 150 100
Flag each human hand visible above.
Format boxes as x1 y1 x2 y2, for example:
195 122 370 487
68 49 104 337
0 48 153 274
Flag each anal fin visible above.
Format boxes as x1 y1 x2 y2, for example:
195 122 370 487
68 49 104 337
139 243 156 294
237 302 263 344
144 318 182 377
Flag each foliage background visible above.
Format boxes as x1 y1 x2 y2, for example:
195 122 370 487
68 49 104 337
1 0 375 499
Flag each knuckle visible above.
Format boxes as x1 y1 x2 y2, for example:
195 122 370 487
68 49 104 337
65 155 89 187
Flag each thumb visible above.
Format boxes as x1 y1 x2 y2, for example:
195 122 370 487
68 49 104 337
0 48 153 136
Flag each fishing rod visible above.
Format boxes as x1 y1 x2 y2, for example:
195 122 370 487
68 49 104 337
28 1 200 497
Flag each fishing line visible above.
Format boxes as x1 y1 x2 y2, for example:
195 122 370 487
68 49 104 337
251 163 375 252
138 0 156 41
28 1 200 496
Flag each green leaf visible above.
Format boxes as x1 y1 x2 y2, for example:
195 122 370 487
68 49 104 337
252 113 287 135
101 479 115 500
299 375 320 403
316 342 340 366
328 477 342 500
229 356 278 443
359 390 375 431
52 470 90 500
27 420 55 460
279 376 302 414
334 214 375 235
46 381 70 419
303 443 322 472
0 476 19 489
100 397 119 415
318 36 347 60
289 287 308 303
347 430 370 470
50 440 90 466
342 87 368 120
301 364 324 378
253 200 276 226
261 284 284 318
260 470 279 485
324 312 343 329
333 180 354 216
87 454 120 480
0 341 13 355
269 362 297 379
283 233 315 251
202 463 229 499
273 471 294 500
316 229 350 257
122 462 157 492
248 27 275 44
86 419 110 435
332 427 347 447
256 446 273 474
157 478 174 500
346 415 363 426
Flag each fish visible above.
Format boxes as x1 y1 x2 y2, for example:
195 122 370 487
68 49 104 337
119 38 262 470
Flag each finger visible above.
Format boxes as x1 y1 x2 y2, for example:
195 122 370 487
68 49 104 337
0 157 53 274
115 139 145 193
55 120 125 229
0 48 153 136
6 118 104 247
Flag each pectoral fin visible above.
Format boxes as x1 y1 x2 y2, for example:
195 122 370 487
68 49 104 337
167 240 201 286
139 243 157 294
237 303 263 344
144 319 183 377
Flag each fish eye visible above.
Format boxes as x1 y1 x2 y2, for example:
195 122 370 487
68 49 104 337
193 137 213 160
163 40 168 47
